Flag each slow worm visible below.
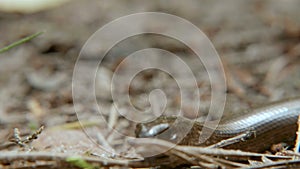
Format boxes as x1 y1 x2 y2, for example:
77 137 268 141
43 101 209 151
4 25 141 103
135 97 300 152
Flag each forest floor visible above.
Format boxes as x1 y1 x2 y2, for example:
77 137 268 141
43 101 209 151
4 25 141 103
0 0 300 168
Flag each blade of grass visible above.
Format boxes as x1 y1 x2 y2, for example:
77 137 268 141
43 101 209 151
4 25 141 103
0 31 44 54
66 156 96 169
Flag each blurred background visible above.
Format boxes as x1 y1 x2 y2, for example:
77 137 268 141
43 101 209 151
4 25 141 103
0 0 300 164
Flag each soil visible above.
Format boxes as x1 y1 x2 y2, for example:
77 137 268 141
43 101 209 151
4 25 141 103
0 0 299 168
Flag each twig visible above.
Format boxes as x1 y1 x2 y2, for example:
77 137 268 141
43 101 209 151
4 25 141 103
295 115 300 153
10 126 44 148
207 130 254 148
13 128 26 147
96 132 116 155
130 138 291 159
108 104 118 131
282 150 300 158
249 159 300 169
23 126 44 144
0 151 149 168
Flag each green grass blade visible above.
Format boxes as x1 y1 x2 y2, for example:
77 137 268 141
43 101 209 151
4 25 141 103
0 31 44 54
66 156 96 169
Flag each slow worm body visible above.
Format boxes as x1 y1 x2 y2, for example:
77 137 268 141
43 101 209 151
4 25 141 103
135 97 300 152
